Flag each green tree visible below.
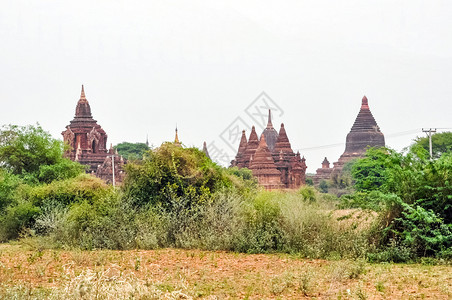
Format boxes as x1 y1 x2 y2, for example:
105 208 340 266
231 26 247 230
123 142 255 208
0 124 84 183
350 146 452 258
114 142 150 160
413 131 452 159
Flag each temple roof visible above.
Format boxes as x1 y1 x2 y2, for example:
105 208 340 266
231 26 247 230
274 123 294 155
322 157 330 168
74 85 93 119
350 96 381 132
243 126 259 162
237 130 248 155
262 109 278 152
249 134 281 176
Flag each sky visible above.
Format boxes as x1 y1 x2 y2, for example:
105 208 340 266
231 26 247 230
1 0 451 169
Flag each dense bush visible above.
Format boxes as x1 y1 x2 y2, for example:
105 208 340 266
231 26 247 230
123 142 256 208
347 147 452 260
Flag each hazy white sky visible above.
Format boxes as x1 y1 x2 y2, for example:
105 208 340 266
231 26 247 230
1 0 451 169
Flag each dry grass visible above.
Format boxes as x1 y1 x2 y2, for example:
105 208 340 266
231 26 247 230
0 243 451 299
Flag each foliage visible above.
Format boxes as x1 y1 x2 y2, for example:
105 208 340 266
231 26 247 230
349 146 452 259
114 142 150 160
26 174 112 208
318 180 328 193
413 131 452 159
0 124 84 183
123 142 255 208
0 168 22 211
0 174 112 242
0 201 41 241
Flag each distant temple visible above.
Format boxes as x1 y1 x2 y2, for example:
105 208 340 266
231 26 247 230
231 110 307 190
314 95 385 182
62 86 125 184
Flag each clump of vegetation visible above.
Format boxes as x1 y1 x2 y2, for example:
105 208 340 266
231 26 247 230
1 123 451 264
344 145 452 261
114 142 150 160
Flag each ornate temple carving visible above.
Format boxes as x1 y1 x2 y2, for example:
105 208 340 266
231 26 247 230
62 126 75 148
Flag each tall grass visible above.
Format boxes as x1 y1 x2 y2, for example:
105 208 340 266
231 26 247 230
34 187 376 258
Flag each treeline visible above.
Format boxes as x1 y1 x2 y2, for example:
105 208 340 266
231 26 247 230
0 124 451 262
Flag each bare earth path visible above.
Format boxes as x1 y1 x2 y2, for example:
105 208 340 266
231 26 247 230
0 243 451 299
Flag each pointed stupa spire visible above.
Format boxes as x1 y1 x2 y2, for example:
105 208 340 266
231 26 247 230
261 110 278 152
266 109 273 129
174 126 181 146
274 123 294 154
80 85 87 101
243 126 259 167
202 141 211 159
361 95 369 109
75 85 92 118
350 95 380 132
237 130 248 153
146 134 149 147
258 133 268 148
249 126 258 142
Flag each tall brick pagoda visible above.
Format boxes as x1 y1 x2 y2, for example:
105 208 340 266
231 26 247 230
332 95 385 171
231 110 307 190
62 86 124 184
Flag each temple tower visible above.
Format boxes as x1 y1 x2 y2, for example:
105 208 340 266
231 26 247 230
333 96 385 171
62 85 109 172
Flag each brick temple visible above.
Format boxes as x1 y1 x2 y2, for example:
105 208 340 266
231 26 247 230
62 86 125 184
314 96 385 182
231 110 307 190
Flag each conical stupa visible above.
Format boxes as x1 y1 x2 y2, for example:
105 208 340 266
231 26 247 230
334 96 385 170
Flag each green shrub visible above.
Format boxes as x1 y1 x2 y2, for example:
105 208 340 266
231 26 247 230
0 201 41 241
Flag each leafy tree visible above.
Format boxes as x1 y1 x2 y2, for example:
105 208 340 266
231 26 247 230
114 142 150 160
123 142 255 208
413 131 452 159
352 148 389 192
350 146 452 258
0 124 84 183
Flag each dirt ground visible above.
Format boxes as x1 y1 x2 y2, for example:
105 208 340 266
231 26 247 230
0 243 451 299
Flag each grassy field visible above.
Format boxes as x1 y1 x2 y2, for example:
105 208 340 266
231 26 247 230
0 242 451 299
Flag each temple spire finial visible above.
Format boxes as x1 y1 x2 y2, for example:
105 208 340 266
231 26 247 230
174 125 180 145
361 95 369 109
267 109 273 128
80 85 87 101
